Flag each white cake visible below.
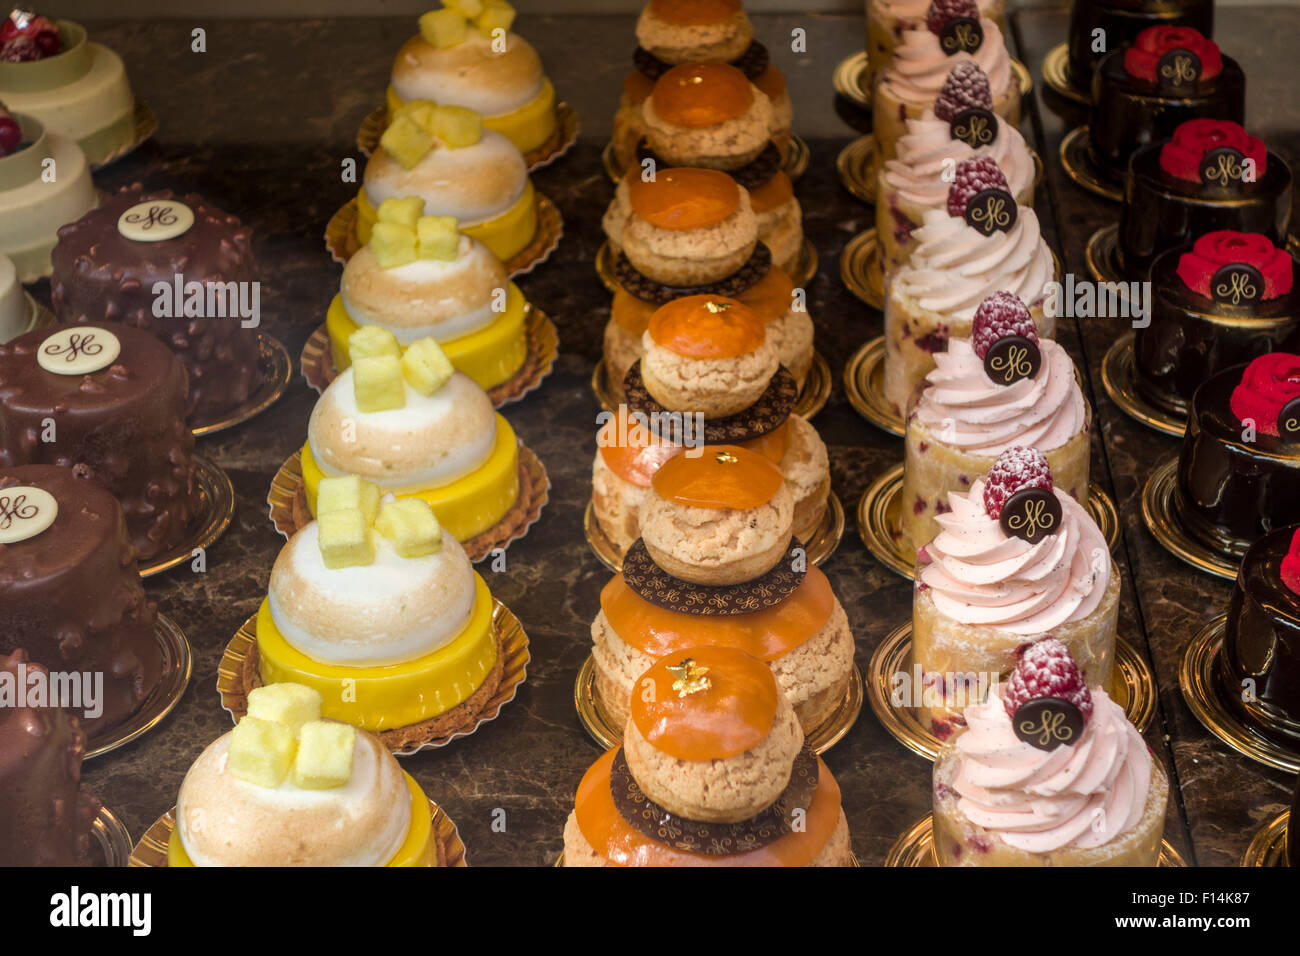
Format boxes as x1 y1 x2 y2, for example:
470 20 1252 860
0 254 30 342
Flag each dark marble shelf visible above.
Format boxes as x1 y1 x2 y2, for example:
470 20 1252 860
41 8 1295 867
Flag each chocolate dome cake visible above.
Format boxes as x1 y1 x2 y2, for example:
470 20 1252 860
1066 0 1213 93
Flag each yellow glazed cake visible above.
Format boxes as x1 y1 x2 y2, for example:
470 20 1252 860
328 199 528 391
385 3 558 155
303 330 519 544
169 683 437 866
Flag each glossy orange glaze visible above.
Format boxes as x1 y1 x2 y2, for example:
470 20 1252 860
602 565 835 660
753 64 787 102
573 748 842 866
738 419 789 463
627 168 740 230
651 444 784 509
735 263 795 323
622 71 654 105
611 288 657 335
597 407 683 487
646 0 744 27
647 294 765 358
747 171 794 215
653 63 754 129
629 646 779 760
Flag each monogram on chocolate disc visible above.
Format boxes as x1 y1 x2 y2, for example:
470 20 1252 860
0 486 58 545
608 746 819 854
999 486 1062 543
36 326 121 376
1210 263 1262 306
983 334 1041 386
621 537 806 615
622 361 796 444
963 188 1016 236
635 138 781 191
1199 146 1249 188
1013 697 1084 751
1155 48 1201 94
1278 397 1300 441
949 107 997 149
939 16 983 56
614 243 772 306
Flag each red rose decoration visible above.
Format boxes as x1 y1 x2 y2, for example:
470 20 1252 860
1123 26 1222 84
1229 353 1300 436
1281 528 1300 597
1176 231 1295 300
1159 119 1268 183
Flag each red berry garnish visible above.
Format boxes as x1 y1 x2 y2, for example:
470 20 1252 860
1002 637 1094 722
933 61 994 122
982 445 1052 519
971 291 1037 358
946 157 1010 219
927 0 980 35
0 34 41 62
0 111 20 157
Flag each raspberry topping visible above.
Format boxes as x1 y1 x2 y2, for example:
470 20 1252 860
971 291 1037 358
946 157 1009 219
982 446 1053 519
1002 638 1094 722
927 0 980 35
933 61 994 122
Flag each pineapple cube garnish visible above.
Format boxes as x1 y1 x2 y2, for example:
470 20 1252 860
417 215 460 260
228 716 296 788
380 113 435 169
291 721 356 790
246 684 323 738
369 221 418 269
376 195 426 229
430 104 482 149
444 0 485 18
419 8 468 48
347 325 402 363
476 0 516 36
375 498 443 557
352 354 407 412
316 475 382 525
401 336 455 395
317 508 375 569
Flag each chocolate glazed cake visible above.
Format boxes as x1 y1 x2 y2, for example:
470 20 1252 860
0 323 200 560
1136 242 1299 415
0 650 100 866
1217 525 1300 749
1066 0 1213 91
0 465 161 736
49 184 262 427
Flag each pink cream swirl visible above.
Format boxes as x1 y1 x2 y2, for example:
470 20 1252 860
913 337 1086 454
879 20 1014 107
892 206 1054 320
950 685 1152 853
883 109 1035 207
919 478 1110 633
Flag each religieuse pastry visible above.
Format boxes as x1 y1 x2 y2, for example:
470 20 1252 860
356 98 540 264
865 0 1006 91
169 683 439 866
0 465 162 737
932 639 1168 866
1175 352 1300 555
0 102 94 282
877 61 1035 277
884 158 1055 416
564 646 853 866
873 0 1020 163
0 649 101 867
590 446 853 733
252 484 508 746
385 2 560 157
0 323 201 561
1088 27 1244 184
327 198 531 393
302 329 525 549
1118 120 1292 281
900 292 1090 552
1065 0 1213 95
1218 524 1300 748
913 447 1119 737
591 298 828 556
0 11 138 165
50 185 264 428
1135 232 1298 416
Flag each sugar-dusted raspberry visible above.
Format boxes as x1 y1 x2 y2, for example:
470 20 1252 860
1002 637 1094 722
946 157 1009 219
927 0 980 35
982 445 1052 519
971 291 1037 358
933 61 994 122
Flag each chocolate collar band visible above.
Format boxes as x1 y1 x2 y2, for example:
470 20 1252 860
622 536 805 616
635 137 781 191
623 360 796 444
633 40 770 82
615 242 772 306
